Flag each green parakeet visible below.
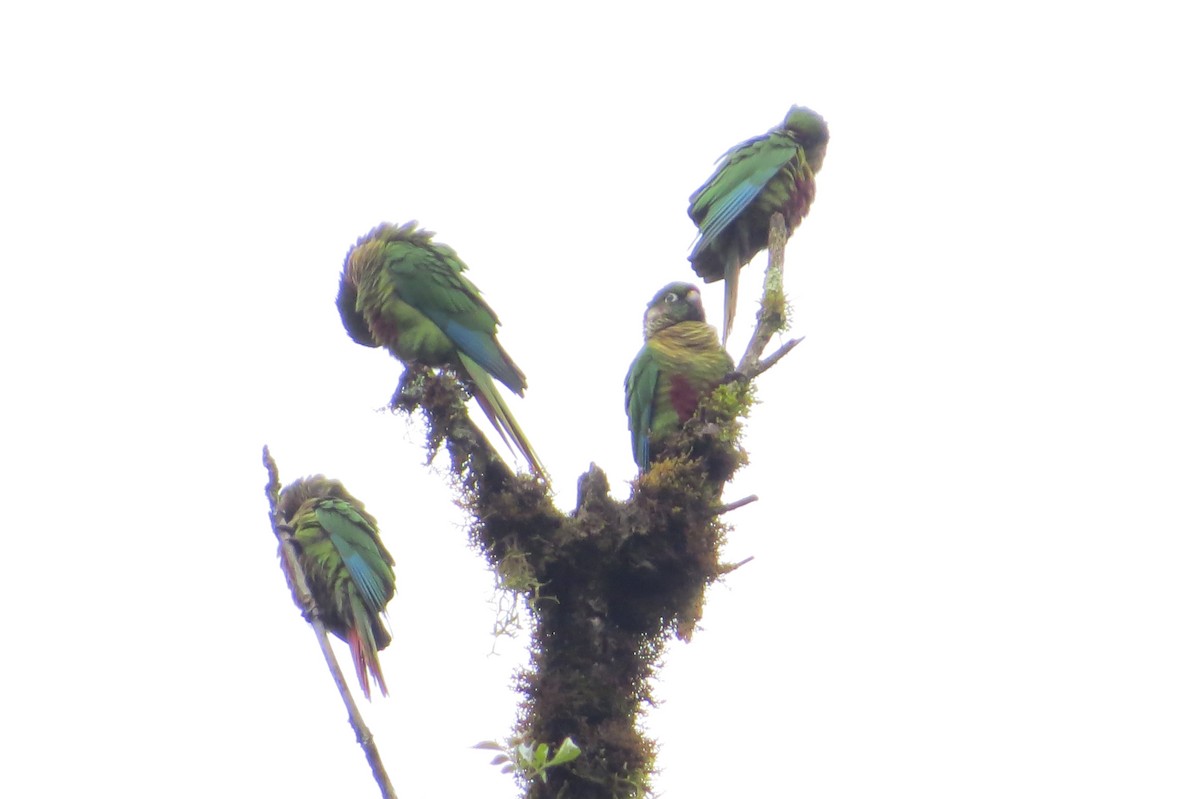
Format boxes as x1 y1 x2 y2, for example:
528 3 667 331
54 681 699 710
625 282 734 471
687 105 829 343
337 222 546 479
278 476 396 699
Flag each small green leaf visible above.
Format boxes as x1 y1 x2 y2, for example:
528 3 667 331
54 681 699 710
472 740 505 751
545 736 582 768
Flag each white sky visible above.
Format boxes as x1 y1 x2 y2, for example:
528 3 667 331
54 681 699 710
3 1 1198 796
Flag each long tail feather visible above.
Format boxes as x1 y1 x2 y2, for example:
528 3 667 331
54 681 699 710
722 255 738 345
347 622 388 699
460 355 548 481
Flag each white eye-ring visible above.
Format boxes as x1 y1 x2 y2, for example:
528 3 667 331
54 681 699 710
664 292 678 303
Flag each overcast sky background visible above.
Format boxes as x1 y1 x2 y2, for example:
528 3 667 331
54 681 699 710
3 2 1198 797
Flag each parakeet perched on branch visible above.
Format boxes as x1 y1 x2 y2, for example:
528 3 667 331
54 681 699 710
687 105 829 343
279 476 396 699
337 221 546 479
625 282 734 471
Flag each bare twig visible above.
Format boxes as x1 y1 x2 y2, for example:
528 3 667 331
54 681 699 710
738 212 803 376
717 556 756 575
262 445 398 799
715 495 759 515
746 336 805 380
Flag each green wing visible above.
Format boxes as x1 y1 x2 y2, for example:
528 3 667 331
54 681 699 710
381 238 526 394
313 498 395 613
624 344 661 471
688 134 797 254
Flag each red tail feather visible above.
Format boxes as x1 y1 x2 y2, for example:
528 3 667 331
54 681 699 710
346 627 388 699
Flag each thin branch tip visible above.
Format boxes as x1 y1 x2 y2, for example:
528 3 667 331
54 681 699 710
716 495 759 515
718 555 756 575
747 336 805 379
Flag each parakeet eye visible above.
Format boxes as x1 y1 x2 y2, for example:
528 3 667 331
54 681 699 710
664 292 679 303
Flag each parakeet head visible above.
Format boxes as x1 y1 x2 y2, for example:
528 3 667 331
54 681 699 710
781 105 830 173
343 221 461 284
344 222 406 286
339 221 433 346
279 475 353 523
336 272 378 347
643 282 705 339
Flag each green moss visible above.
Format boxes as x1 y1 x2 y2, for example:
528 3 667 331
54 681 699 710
760 269 791 332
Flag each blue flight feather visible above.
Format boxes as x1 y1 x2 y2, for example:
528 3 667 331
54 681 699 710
695 182 765 252
425 311 523 393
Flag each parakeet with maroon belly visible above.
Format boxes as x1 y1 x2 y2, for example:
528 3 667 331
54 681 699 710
278 476 396 699
337 222 546 479
625 282 734 471
687 105 829 343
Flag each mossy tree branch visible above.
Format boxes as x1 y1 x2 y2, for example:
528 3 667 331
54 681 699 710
384 213 801 799
262 446 398 799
